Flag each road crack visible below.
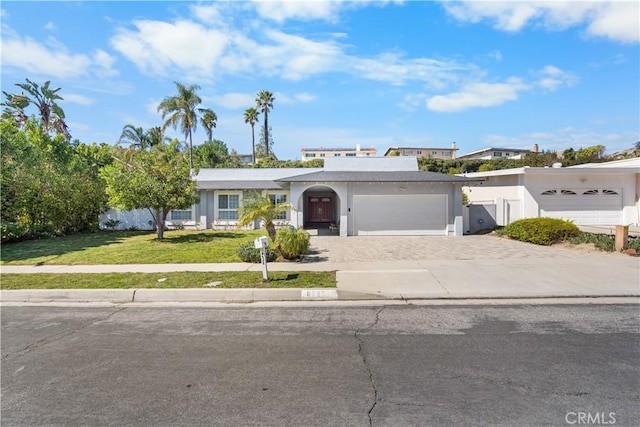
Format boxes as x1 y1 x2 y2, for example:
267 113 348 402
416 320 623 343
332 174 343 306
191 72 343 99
355 306 385 426
1 307 127 360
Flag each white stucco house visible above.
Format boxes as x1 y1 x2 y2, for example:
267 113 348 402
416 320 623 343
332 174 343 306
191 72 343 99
101 157 482 236
460 157 640 227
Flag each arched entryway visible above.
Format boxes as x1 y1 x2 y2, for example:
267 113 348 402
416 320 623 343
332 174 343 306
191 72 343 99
301 186 340 234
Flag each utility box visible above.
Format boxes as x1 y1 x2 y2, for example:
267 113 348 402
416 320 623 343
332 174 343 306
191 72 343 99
254 236 269 249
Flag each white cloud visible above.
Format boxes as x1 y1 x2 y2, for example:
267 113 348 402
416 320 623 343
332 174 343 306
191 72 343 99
1 33 91 79
276 92 317 105
110 20 230 80
63 93 94 106
398 93 428 112
253 0 342 23
213 92 256 109
0 29 118 80
441 1 639 43
427 78 528 112
535 65 578 91
44 21 56 31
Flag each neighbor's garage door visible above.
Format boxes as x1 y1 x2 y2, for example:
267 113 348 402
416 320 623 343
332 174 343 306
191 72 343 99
353 195 447 235
539 189 622 225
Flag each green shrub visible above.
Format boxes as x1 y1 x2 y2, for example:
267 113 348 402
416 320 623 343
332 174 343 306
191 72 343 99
276 227 310 260
1 222 27 243
627 237 640 252
236 242 278 263
569 232 615 251
504 217 580 246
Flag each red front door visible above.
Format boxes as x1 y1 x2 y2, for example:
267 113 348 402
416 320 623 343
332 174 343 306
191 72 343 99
307 196 333 222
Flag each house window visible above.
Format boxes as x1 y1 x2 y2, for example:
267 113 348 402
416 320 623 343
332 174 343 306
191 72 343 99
431 151 438 156
505 152 511 157
218 194 240 220
602 189 619 195
493 152 503 157
320 153 325 158
417 150 422 155
442 151 451 157
334 153 341 156
305 153 316 158
269 193 288 220
346 153 356 157
170 209 192 221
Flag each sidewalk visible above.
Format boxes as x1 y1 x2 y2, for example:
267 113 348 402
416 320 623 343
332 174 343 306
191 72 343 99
2 254 638 303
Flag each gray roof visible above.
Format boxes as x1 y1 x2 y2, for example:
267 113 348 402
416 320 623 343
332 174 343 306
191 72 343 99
278 171 483 183
197 180 284 190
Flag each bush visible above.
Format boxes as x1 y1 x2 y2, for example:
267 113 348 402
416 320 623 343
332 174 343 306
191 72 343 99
570 232 615 251
627 237 640 252
504 217 580 246
236 242 278 263
276 227 310 260
1 222 27 243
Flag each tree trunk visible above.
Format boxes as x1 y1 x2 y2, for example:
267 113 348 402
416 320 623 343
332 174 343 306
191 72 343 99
251 124 256 164
264 113 269 157
154 208 165 240
188 131 193 170
265 221 277 243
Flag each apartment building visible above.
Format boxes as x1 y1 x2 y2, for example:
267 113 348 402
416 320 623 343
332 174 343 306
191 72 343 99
383 142 458 159
301 145 377 161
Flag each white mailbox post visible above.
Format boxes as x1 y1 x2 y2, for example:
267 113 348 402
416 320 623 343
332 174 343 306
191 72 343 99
254 236 269 280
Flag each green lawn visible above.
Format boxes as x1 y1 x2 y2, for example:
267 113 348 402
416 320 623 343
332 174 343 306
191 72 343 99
0 230 269 265
0 271 336 289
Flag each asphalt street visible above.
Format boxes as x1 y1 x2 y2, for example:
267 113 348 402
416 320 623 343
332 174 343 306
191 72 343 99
1 304 639 426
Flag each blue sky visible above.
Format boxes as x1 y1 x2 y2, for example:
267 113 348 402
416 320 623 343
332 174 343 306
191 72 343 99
2 1 638 160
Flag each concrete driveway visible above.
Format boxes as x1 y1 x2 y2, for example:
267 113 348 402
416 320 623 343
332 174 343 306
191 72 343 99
305 235 640 299
306 234 607 263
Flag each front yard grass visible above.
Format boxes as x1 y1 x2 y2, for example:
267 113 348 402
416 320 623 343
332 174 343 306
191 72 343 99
1 230 269 265
0 271 336 289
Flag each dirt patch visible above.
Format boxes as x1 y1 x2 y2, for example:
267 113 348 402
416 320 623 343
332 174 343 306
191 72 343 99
553 241 621 255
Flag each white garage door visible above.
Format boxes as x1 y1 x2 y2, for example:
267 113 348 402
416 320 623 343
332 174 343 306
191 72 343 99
539 189 622 225
353 195 447 235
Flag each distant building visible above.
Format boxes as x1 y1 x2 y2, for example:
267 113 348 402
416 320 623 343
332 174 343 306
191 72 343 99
383 142 458 159
457 146 535 160
301 145 377 162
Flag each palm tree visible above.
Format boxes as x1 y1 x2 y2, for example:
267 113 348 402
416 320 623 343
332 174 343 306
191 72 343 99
255 90 275 157
243 107 259 164
4 79 70 140
199 108 217 142
157 82 203 169
237 192 293 243
146 126 170 148
118 124 149 149
1 91 30 128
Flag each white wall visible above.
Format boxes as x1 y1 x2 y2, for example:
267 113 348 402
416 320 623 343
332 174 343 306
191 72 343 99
99 208 155 230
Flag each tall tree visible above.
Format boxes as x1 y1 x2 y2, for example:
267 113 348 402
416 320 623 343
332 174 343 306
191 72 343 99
243 107 259 164
100 141 198 240
1 79 70 140
118 124 149 150
199 108 217 142
146 126 169 148
157 82 202 169
255 90 274 157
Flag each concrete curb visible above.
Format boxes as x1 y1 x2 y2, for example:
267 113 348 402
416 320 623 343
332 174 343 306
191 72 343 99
1 289 637 304
0 288 345 303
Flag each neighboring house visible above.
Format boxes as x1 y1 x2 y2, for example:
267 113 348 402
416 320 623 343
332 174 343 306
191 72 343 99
383 142 458 159
101 157 482 236
300 145 377 161
458 146 533 160
459 158 640 229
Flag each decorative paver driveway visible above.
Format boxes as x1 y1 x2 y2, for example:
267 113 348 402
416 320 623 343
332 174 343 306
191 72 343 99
306 235 617 263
